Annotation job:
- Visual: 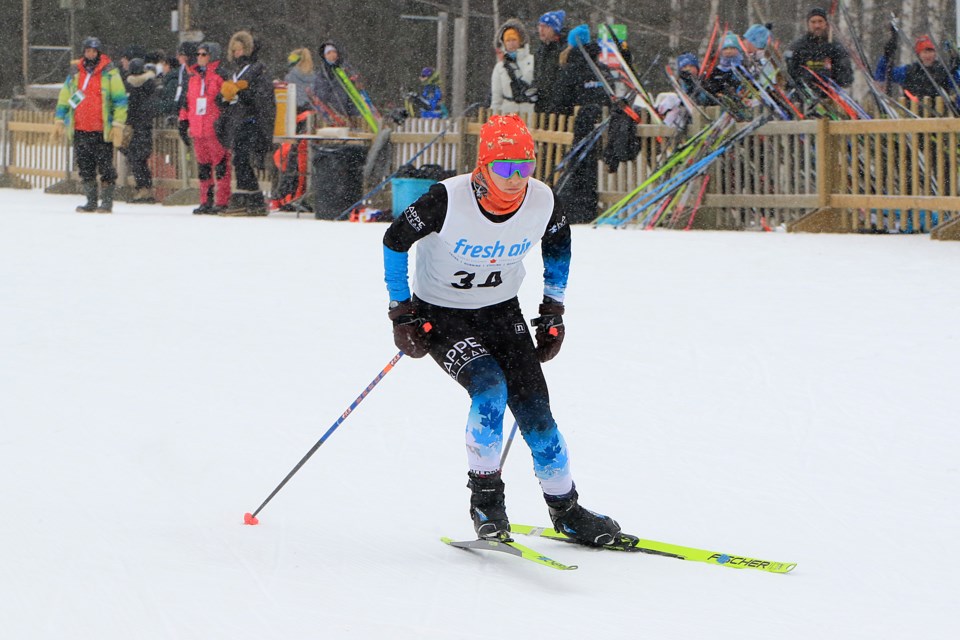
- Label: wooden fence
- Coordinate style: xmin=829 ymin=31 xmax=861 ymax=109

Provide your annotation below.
xmin=3 ymin=101 xmax=959 ymax=238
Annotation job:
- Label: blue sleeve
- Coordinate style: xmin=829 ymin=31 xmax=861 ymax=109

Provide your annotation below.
xmin=541 ymin=198 xmax=571 ymax=302
xmin=873 ymin=56 xmax=889 ymax=82
xmin=383 ymin=245 xmax=411 ymax=302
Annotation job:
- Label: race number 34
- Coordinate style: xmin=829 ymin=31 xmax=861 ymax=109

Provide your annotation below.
xmin=452 ymin=270 xmax=503 ymax=289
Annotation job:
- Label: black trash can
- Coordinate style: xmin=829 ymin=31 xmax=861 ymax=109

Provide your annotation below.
xmin=312 ymin=144 xmax=368 ymax=220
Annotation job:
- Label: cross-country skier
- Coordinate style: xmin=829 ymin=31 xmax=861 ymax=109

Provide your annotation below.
xmin=381 ymin=114 xmax=622 ymax=546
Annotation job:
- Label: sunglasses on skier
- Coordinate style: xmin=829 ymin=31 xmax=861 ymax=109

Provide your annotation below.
xmin=488 ymin=159 xmax=536 ymax=179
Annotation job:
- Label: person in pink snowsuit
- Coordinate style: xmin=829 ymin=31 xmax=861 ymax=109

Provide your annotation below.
xmin=179 ymin=42 xmax=231 ymax=214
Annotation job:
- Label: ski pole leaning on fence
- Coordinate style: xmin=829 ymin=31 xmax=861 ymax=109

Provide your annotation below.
xmin=336 ymin=102 xmax=482 ymax=220
xmin=243 ymin=351 xmax=405 ymax=525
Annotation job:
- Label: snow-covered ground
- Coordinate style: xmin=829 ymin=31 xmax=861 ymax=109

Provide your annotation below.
xmin=1 ymin=189 xmax=958 ymax=639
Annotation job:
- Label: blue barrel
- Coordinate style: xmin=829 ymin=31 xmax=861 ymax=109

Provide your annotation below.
xmin=391 ymin=178 xmax=435 ymax=217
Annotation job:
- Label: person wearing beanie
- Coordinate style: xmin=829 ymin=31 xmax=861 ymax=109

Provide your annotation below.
xmin=381 ymin=113 xmax=626 ymax=547
xmin=742 ymin=24 xmax=778 ymax=86
xmin=217 ymin=30 xmax=276 ymax=216
xmin=534 ymin=10 xmax=567 ymax=114
xmin=52 ymin=35 xmax=128 ymax=213
xmin=874 ymin=30 xmax=960 ymax=103
xmin=785 ymin=7 xmax=853 ymax=105
xmin=703 ymin=33 xmax=744 ymax=100
xmin=491 ymin=19 xmax=536 ymax=115
xmin=179 ymin=42 xmax=232 ymax=214
xmin=675 ymin=52 xmax=711 ymax=106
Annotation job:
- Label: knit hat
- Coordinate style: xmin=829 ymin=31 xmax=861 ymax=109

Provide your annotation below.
xmin=287 ymin=51 xmax=301 ymax=66
xmin=128 ymin=58 xmax=146 ymax=75
xmin=721 ymin=33 xmax=742 ymax=52
xmin=808 ymin=7 xmax=828 ymax=20
xmin=177 ymin=41 xmax=198 ymax=57
xmin=568 ymin=24 xmax=591 ymax=48
xmin=743 ymin=24 xmax=771 ymax=50
xmin=477 ymin=114 xmax=535 ymax=165
xmin=539 ymin=10 xmax=566 ymax=35
xmin=676 ymin=52 xmax=699 ymax=71
xmin=915 ymin=35 xmax=935 ymax=54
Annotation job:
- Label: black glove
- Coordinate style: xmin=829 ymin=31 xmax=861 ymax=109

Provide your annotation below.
xmin=178 ymin=119 xmax=191 ymax=147
xmin=883 ymin=27 xmax=898 ymax=60
xmin=388 ymin=300 xmax=432 ymax=358
xmin=530 ymin=298 xmax=565 ymax=363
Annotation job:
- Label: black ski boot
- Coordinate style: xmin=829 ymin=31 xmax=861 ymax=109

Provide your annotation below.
xmin=96 ymin=182 xmax=115 ymax=213
xmin=467 ymin=471 xmax=510 ymax=540
xmin=76 ymin=180 xmax=98 ymax=212
xmin=546 ymin=487 xmax=621 ymax=547
xmin=193 ymin=186 xmax=215 ymax=214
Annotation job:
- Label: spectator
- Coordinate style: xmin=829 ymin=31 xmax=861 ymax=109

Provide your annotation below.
xmin=412 ymin=67 xmax=445 ymax=118
xmin=218 ymin=30 xmax=276 ymax=216
xmin=703 ymin=33 xmax=744 ymax=100
xmin=533 ymin=10 xmax=566 ymax=115
xmin=742 ymin=23 xmax=777 ymax=86
xmin=285 ymin=47 xmax=316 ymax=129
xmin=160 ymin=42 xmax=197 ymax=125
xmin=313 ymin=41 xmax=360 ymax=121
xmin=676 ymin=52 xmax=711 ymax=106
xmin=875 ymin=31 xmax=960 ymax=102
xmin=118 ymin=45 xmax=147 ymax=78
xmin=52 ymin=36 xmax=128 ymax=213
xmin=179 ymin=42 xmax=232 ymax=214
xmin=121 ymin=57 xmax=158 ymax=203
xmin=786 ymin=7 xmax=853 ymax=101
xmin=490 ymin=19 xmax=536 ymax=115
xmin=554 ymin=24 xmax=608 ymax=222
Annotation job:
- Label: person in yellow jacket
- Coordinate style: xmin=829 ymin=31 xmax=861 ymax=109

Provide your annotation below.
xmin=53 ymin=36 xmax=129 ymax=213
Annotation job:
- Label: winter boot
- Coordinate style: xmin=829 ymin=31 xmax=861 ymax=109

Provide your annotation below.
xmin=131 ymin=187 xmax=155 ymax=203
xmin=193 ymin=185 xmax=215 ymax=214
xmin=96 ymin=182 xmax=115 ymax=213
xmin=546 ymin=487 xmax=621 ymax=547
xmin=76 ymin=180 xmax=98 ymax=212
xmin=245 ymin=191 xmax=268 ymax=216
xmin=219 ymin=192 xmax=250 ymax=216
xmin=467 ymin=471 xmax=510 ymax=540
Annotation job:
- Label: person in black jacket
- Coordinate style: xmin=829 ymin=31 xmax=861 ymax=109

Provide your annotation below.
xmin=786 ymin=7 xmax=853 ymax=104
xmin=218 ymin=30 xmax=276 ymax=216
xmin=874 ymin=31 xmax=960 ymax=104
xmin=122 ymin=57 xmax=157 ymax=203
xmin=554 ymin=25 xmax=609 ymax=223
xmin=533 ymin=10 xmax=567 ymax=115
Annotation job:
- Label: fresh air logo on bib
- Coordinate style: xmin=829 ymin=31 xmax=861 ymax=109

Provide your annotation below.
xmin=451 ymin=237 xmax=532 ymax=264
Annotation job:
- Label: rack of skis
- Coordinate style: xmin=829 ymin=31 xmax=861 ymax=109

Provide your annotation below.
xmin=572 ymin=4 xmax=960 ymax=231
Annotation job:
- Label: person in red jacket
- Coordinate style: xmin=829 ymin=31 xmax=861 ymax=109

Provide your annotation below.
xmin=179 ymin=42 xmax=231 ymax=214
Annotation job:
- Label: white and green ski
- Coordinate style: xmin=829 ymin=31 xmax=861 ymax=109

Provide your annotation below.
xmin=509 ymin=524 xmax=797 ymax=574
xmin=441 ymin=536 xmax=578 ymax=571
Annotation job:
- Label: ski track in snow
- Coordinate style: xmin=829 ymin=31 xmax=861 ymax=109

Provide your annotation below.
xmin=0 ymin=190 xmax=957 ymax=639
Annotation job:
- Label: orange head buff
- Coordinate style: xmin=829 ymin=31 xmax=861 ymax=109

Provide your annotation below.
xmin=471 ymin=114 xmax=536 ymax=215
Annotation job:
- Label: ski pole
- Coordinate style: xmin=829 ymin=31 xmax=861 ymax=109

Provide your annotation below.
xmin=243 ymin=351 xmax=405 ymax=525
xmin=499 ymin=421 xmax=520 ymax=467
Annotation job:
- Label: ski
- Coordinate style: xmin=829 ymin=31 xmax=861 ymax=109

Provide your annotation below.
xmin=509 ymin=525 xmax=797 ymax=574
xmin=440 ymin=536 xmax=578 ymax=571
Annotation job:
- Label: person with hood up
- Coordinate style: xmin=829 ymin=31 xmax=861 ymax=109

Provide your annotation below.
xmin=53 ymin=36 xmax=128 ymax=213
xmin=490 ymin=19 xmax=536 ymax=115
xmin=122 ymin=57 xmax=158 ymax=203
xmin=180 ymin=42 xmax=231 ymax=214
xmin=218 ymin=30 xmax=276 ymax=216
xmin=313 ymin=41 xmax=361 ymax=121
xmin=381 ymin=114 xmax=625 ymax=546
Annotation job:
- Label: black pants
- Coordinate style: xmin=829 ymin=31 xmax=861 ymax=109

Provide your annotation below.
xmin=414 ymin=296 xmax=572 ymax=493
xmin=74 ymin=130 xmax=117 ymax=184
xmin=231 ymin=120 xmax=261 ymax=192
xmin=124 ymin=127 xmax=153 ymax=189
